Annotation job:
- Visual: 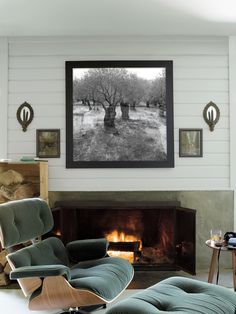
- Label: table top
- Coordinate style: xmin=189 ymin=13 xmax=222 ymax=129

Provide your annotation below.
xmin=205 ymin=239 xmax=229 ymax=251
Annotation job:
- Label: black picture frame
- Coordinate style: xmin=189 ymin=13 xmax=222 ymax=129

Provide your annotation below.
xmin=36 ymin=129 xmax=60 ymax=158
xmin=66 ymin=60 xmax=174 ymax=168
xmin=179 ymin=129 xmax=203 ymax=157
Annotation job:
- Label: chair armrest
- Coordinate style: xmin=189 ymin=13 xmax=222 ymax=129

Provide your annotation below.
xmin=10 ymin=265 xmax=71 ymax=280
xmin=66 ymin=238 xmax=109 ymax=262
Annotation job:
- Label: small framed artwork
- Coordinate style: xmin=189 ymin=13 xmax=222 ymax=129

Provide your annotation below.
xmin=36 ymin=129 xmax=60 ymax=158
xmin=179 ymin=129 xmax=203 ymax=157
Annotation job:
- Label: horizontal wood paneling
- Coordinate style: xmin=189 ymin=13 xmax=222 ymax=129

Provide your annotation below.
xmin=174 ymin=116 xmax=228 ymax=128
xmin=8 ymin=79 xmax=229 ymax=93
xmin=7 ymin=36 xmax=230 ymax=191
xmin=9 ymin=67 xmax=228 ymax=81
xmin=8 ymin=38 xmax=228 ymax=56
xmin=0 ymin=37 xmax=8 ymax=158
xmin=8 ymin=92 xmax=64 ymax=105
xmin=174 ymin=104 xmax=228 ymax=117
xmin=47 ymin=166 xmax=229 ymax=179
xmin=48 ymin=178 xmax=229 ymax=191
xmin=174 ymin=91 xmax=228 ymax=104
xmin=9 ymin=55 xmax=229 ymax=69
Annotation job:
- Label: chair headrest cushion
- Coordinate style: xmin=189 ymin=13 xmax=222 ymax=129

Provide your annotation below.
xmin=0 ymin=198 xmax=53 ymax=248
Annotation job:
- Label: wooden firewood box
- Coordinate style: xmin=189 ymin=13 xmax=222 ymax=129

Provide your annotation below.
xmin=0 ymin=161 xmax=48 ymax=286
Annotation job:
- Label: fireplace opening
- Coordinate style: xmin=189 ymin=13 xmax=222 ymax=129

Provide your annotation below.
xmin=52 ymin=201 xmax=196 ymax=274
xmin=85 ymin=208 xmax=176 ymax=267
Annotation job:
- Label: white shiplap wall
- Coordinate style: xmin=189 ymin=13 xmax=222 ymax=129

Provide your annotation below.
xmin=7 ymin=36 xmax=229 ymax=191
xmin=0 ymin=37 xmax=8 ymax=158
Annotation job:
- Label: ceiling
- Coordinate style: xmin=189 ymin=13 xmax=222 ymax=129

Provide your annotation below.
xmin=0 ymin=0 xmax=236 ymax=37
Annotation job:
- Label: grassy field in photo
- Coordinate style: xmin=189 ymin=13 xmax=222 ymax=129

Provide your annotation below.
xmin=73 ymin=106 xmax=166 ymax=161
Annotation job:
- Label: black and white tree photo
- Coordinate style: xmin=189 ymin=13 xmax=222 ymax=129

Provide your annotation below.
xmin=66 ymin=61 xmax=174 ymax=168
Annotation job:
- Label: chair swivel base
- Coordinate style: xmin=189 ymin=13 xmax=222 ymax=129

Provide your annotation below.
xmin=60 ymin=304 xmax=106 ymax=314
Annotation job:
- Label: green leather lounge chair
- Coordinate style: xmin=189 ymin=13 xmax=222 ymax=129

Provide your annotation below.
xmin=0 ymin=198 xmax=134 ymax=313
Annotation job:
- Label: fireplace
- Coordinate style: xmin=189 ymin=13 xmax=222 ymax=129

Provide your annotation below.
xmin=52 ymin=201 xmax=196 ymax=274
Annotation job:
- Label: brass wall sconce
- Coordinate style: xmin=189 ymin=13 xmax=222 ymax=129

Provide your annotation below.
xmin=16 ymin=102 xmax=34 ymax=132
xmin=203 ymin=101 xmax=220 ymax=132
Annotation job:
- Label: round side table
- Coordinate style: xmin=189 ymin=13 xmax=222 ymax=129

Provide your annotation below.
xmin=205 ymin=239 xmax=236 ymax=290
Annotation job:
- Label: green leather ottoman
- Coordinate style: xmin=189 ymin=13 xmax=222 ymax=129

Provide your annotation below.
xmin=106 ymin=276 xmax=236 ymax=314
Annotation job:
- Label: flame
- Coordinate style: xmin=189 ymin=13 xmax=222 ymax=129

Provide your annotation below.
xmin=54 ymin=230 xmax=61 ymax=236
xmin=106 ymin=230 xmax=140 ymax=243
xmin=106 ymin=229 xmax=142 ymax=263
xmin=107 ymin=251 xmax=134 ymax=263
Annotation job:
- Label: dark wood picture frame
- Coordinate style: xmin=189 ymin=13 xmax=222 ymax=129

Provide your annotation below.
xmin=66 ymin=60 xmax=174 ymax=168
xmin=36 ymin=129 xmax=60 ymax=158
xmin=179 ymin=129 xmax=203 ymax=157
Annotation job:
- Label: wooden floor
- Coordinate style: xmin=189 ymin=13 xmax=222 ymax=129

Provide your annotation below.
xmin=0 ymin=270 xmax=234 ymax=314
xmin=0 ymin=269 xmax=234 ymax=290
xmin=128 ymin=269 xmax=235 ymax=289
xmin=128 ymin=270 xmax=189 ymax=289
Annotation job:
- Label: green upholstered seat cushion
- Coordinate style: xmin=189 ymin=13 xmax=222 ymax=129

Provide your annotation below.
xmin=66 ymin=238 xmax=109 ymax=262
xmin=69 ymin=257 xmax=134 ymax=301
xmin=106 ymin=276 xmax=236 ymax=314
xmin=0 ymin=198 xmax=53 ymax=248
xmin=9 ymin=238 xmax=134 ymax=303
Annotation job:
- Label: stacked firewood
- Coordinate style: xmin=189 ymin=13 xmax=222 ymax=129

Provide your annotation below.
xmin=0 ymin=250 xmax=11 ymax=286
xmin=0 ymin=169 xmax=37 ymax=203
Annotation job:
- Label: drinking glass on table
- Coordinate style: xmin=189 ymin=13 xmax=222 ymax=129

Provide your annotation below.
xmin=210 ymin=229 xmax=223 ymax=246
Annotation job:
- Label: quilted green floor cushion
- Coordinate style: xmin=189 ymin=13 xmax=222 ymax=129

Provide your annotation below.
xmin=106 ymin=276 xmax=236 ymax=314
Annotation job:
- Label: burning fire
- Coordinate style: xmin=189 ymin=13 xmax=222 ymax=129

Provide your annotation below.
xmin=107 ymin=251 xmax=134 ymax=262
xmin=106 ymin=230 xmax=139 ymax=243
xmin=106 ymin=230 xmax=142 ymax=263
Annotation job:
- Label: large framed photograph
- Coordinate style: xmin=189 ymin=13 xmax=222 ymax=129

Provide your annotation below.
xmin=179 ymin=129 xmax=203 ymax=157
xmin=36 ymin=129 xmax=60 ymax=158
xmin=66 ymin=60 xmax=174 ymax=168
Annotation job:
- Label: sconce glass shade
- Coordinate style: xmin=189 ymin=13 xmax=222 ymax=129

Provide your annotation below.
xmin=203 ymin=101 xmax=220 ymax=132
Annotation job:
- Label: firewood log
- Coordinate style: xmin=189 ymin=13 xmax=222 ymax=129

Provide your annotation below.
xmin=0 ymin=272 xmax=10 ymax=286
xmin=0 ymin=250 xmax=7 ymax=268
xmin=4 ymin=263 xmax=11 ymax=275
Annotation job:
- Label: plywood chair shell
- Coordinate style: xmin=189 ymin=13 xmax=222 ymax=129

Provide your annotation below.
xmin=29 ymin=275 xmax=108 ymax=311
xmin=7 ymin=257 xmax=42 ymax=297
xmin=18 ymin=277 xmax=42 ymax=297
